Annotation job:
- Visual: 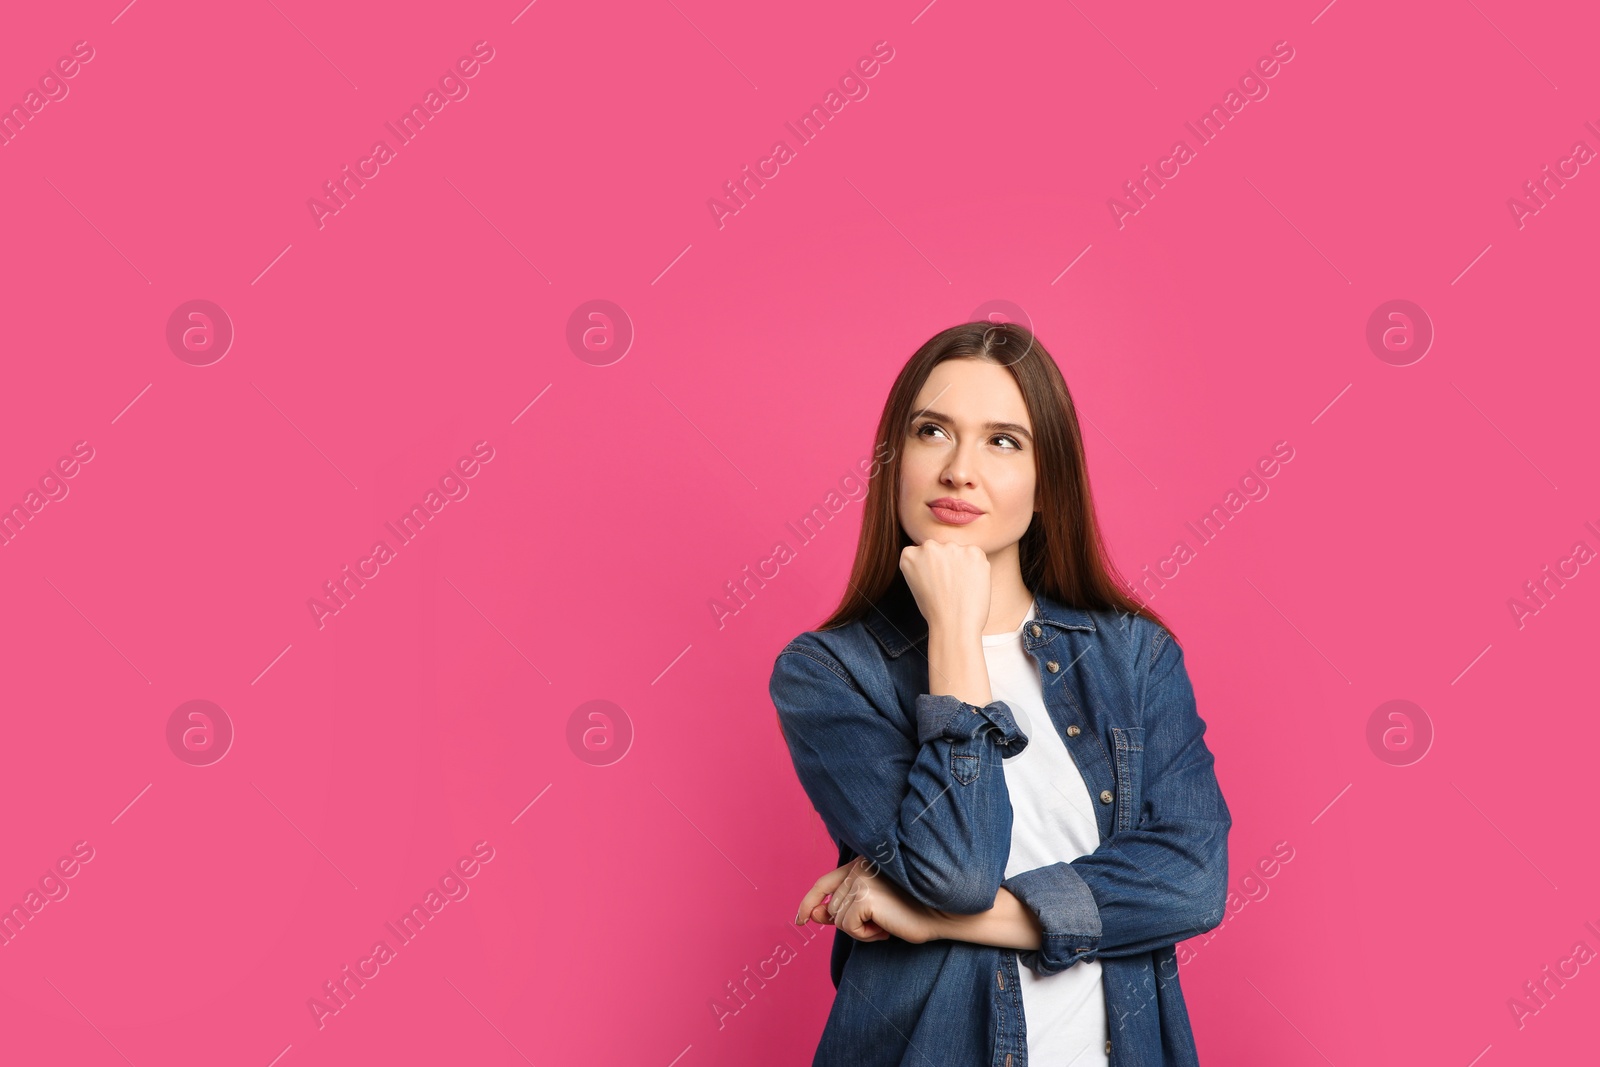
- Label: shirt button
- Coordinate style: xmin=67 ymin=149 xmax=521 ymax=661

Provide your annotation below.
xmin=1029 ymin=624 xmax=1041 ymax=637
xmin=1046 ymin=661 xmax=1060 ymax=673
xmin=1005 ymin=1055 xmax=1013 ymax=1067
xmin=1106 ymin=1040 xmax=1113 ymax=1054
xmin=1100 ymin=790 xmax=1114 ymax=804
xmin=996 ymin=968 xmax=1005 ymax=990
xmin=1066 ymin=725 xmax=1080 ymax=737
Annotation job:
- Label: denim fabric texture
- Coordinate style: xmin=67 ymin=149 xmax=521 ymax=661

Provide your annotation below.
xmin=770 ymin=575 xmax=1231 ymax=1066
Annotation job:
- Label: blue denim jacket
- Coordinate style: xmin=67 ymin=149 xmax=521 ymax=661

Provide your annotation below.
xmin=770 ymin=577 xmax=1231 ymax=1066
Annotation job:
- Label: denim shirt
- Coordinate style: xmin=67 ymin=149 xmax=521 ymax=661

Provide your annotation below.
xmin=769 ymin=577 xmax=1231 ymax=1066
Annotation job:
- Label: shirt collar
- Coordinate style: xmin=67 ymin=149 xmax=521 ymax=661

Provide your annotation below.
xmin=862 ymin=574 xmax=1097 ymax=659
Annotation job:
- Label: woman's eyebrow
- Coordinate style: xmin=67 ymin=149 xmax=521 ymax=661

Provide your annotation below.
xmin=914 ymin=409 xmax=1033 ymax=441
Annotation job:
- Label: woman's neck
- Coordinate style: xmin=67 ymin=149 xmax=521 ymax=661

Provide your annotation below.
xmin=982 ymin=554 xmax=1034 ymax=636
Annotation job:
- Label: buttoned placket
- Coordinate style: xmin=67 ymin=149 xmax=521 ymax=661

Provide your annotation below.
xmin=988 ymin=627 xmax=1030 ymax=1067
xmin=990 ymin=622 xmax=1121 ymax=1066
xmin=993 ymin=948 xmax=1026 ymax=1067
xmin=1020 ymin=623 xmax=1116 ymax=844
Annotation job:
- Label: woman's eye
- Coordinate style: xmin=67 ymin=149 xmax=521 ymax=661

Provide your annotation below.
xmin=915 ymin=424 xmax=1021 ymax=450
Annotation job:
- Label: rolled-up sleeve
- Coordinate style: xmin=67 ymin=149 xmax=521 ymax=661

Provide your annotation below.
xmin=772 ymin=638 xmax=1029 ymax=915
xmin=1002 ymin=623 xmax=1231 ymax=976
xmin=915 ymin=692 xmax=1029 ymax=754
xmin=1001 ymin=861 xmax=1103 ymax=974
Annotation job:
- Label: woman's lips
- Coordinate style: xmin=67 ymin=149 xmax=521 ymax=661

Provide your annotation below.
xmin=928 ymin=502 xmax=983 ymax=526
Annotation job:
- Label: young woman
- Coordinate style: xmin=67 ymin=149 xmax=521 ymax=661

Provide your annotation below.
xmin=769 ymin=321 xmax=1231 ymax=1067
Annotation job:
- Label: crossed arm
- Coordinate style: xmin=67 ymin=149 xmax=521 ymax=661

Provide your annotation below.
xmin=794 ymin=861 xmax=1047 ymax=950
xmin=771 ymin=623 xmax=1230 ymax=975
xmin=928 ymin=886 xmax=1043 ymax=948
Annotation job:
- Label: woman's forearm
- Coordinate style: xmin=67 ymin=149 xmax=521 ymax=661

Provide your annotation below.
xmin=925 ymin=887 xmax=1042 ymax=950
xmin=922 ymin=626 xmax=1029 ymax=947
xmin=926 ymin=626 xmax=993 ymax=707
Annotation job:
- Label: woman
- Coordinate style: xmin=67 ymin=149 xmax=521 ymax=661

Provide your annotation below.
xmin=769 ymin=321 xmax=1231 ymax=1067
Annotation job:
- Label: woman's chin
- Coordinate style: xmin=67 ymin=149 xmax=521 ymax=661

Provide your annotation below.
xmin=911 ymin=525 xmax=978 ymax=547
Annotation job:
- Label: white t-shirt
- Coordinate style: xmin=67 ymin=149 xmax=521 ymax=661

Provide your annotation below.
xmin=984 ymin=600 xmax=1109 ymax=1066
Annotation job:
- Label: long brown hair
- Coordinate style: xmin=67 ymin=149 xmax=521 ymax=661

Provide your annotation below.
xmin=817 ymin=320 xmax=1172 ymax=640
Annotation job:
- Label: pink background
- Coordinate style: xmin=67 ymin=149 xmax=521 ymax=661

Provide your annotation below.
xmin=2 ymin=1 xmax=1597 ymax=1064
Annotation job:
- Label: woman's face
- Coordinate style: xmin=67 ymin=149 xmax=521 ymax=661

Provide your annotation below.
xmin=897 ymin=357 xmax=1037 ymax=551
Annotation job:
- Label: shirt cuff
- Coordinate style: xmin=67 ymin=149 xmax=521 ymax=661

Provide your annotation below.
xmin=914 ymin=694 xmax=1030 ymax=755
xmin=1002 ymin=861 xmax=1103 ymax=975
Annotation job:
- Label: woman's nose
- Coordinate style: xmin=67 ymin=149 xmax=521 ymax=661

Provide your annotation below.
xmin=943 ymin=451 xmax=977 ymax=485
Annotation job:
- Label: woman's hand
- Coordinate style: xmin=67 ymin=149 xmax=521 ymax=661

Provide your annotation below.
xmin=900 ymin=539 xmax=992 ymax=640
xmin=794 ymin=858 xmax=941 ymax=945
xmin=903 ymin=539 xmax=996 ymax=705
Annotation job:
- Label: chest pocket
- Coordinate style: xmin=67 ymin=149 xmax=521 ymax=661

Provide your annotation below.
xmin=1111 ymin=726 xmax=1146 ymax=832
